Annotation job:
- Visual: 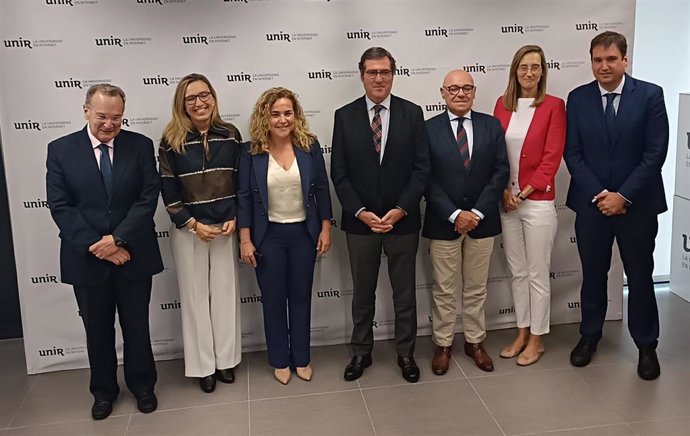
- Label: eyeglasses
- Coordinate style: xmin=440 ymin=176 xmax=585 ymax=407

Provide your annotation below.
xmin=518 ymin=64 xmax=542 ymax=74
xmin=184 ymin=91 xmax=212 ymax=105
xmin=442 ymin=85 xmax=475 ymax=96
xmin=364 ymin=69 xmax=393 ymax=80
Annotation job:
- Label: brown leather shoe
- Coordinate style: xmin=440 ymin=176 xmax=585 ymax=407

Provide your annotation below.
xmin=431 ymin=346 xmax=452 ymax=375
xmin=464 ymin=341 xmax=494 ymax=372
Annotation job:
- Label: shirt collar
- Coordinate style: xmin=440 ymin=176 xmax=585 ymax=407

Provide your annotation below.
xmin=447 ymin=109 xmax=472 ymax=122
xmin=185 ymin=124 xmax=230 ymax=141
xmin=598 ymin=74 xmax=625 ymax=96
xmin=86 ymin=125 xmax=115 ymax=149
xmin=365 ymin=94 xmax=391 ymax=112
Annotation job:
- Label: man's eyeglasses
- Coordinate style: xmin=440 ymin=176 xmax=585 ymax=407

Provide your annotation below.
xmin=518 ymin=64 xmax=542 ymax=74
xmin=364 ymin=70 xmax=393 ymax=80
xmin=442 ymin=85 xmax=475 ymax=96
xmin=184 ymin=91 xmax=212 ymax=105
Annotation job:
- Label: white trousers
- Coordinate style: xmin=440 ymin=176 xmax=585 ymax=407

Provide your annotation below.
xmin=171 ymin=227 xmax=242 ymax=377
xmin=500 ymin=199 xmax=558 ymax=335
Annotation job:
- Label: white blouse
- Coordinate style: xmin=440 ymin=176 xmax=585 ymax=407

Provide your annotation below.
xmin=267 ymin=154 xmax=306 ymax=223
xmin=504 ymin=98 xmax=536 ymax=195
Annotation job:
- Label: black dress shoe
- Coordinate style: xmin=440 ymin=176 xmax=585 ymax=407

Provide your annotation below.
xmin=216 ymin=368 xmax=235 ymax=384
xmin=91 ymin=399 xmax=113 ymax=420
xmin=397 ymin=356 xmax=420 ymax=383
xmin=570 ymin=338 xmax=598 ymax=367
xmin=344 ymin=355 xmax=372 ymax=381
xmin=136 ymin=392 xmax=157 ymax=414
xmin=199 ymin=375 xmax=216 ymax=393
xmin=638 ymin=349 xmax=661 ymax=380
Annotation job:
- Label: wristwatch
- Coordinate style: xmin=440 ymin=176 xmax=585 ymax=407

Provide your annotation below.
xmin=517 ymin=192 xmax=526 ymax=200
xmin=113 ymin=235 xmax=126 ymax=247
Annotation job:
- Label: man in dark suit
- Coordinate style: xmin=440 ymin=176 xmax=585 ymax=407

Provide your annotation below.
xmin=331 ymin=47 xmax=430 ymax=383
xmin=46 ymin=84 xmax=163 ymax=418
xmin=564 ymin=31 xmax=668 ymax=380
xmin=423 ymin=70 xmax=509 ymax=375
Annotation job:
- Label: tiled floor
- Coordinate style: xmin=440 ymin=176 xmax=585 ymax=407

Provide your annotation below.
xmin=1 ymin=286 xmax=689 ymax=436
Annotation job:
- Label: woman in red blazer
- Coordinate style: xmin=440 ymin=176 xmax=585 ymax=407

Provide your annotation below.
xmin=493 ymin=45 xmax=566 ymax=366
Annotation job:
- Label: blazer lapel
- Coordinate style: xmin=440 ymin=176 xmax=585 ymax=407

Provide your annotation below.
xmin=439 ymin=112 xmax=466 ymax=172
xmin=610 ymin=75 xmax=636 ymax=147
xmin=381 ymin=96 xmax=401 ymax=166
xmin=467 ymin=111 xmax=482 ymax=175
xmin=253 ymin=153 xmax=269 ymax=208
xmin=110 ymin=135 xmax=131 ymax=205
xmin=77 ymin=128 xmax=108 ymax=200
xmin=356 ymin=98 xmax=381 ymax=165
xmin=295 ymin=147 xmax=311 ymax=206
xmin=586 ymin=81 xmax=611 ymax=147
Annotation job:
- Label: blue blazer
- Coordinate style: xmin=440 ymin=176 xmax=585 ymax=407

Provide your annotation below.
xmin=46 ymin=127 xmax=164 ymax=286
xmin=237 ymin=140 xmax=333 ymax=249
xmin=422 ymin=110 xmax=509 ymax=240
xmin=564 ymin=74 xmax=669 ymax=217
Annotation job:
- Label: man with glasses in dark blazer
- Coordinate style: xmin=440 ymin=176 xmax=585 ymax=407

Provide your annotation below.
xmin=331 ymin=47 xmax=430 ymax=383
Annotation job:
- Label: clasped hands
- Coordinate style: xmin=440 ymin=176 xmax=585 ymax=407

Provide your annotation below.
xmin=89 ymin=235 xmax=129 ymax=266
xmin=359 ymin=209 xmax=404 ymax=234
xmin=454 ymin=210 xmax=480 ymax=233
xmin=595 ymin=192 xmax=627 ymax=216
xmin=189 ymin=219 xmax=237 ymax=242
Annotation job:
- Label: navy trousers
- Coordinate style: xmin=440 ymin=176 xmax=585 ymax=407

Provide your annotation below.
xmin=255 ymin=222 xmax=317 ymax=368
xmin=574 ymin=213 xmax=659 ymax=347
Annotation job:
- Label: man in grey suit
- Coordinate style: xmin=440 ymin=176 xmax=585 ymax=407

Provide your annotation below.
xmin=331 ymin=47 xmax=430 ymax=383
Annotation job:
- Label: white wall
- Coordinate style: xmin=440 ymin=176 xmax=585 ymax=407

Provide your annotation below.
xmin=633 ymin=0 xmax=690 ymax=280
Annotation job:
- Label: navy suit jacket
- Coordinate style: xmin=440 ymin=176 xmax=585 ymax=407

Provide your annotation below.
xmin=46 ymin=127 xmax=164 ymax=286
xmin=330 ymin=95 xmax=430 ymax=235
xmin=564 ymin=74 xmax=669 ymax=218
xmin=237 ymin=140 xmax=333 ymax=249
xmin=422 ymin=110 xmax=509 ymax=240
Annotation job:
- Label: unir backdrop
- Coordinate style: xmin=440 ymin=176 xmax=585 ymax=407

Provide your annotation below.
xmin=0 ymin=0 xmax=633 ymax=374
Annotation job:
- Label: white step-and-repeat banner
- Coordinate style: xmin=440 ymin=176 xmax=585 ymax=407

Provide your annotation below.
xmin=0 ymin=0 xmax=632 ymax=374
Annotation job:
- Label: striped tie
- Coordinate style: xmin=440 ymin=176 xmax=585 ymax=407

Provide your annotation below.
xmin=371 ymin=104 xmax=383 ymax=154
xmin=456 ymin=118 xmax=470 ymax=170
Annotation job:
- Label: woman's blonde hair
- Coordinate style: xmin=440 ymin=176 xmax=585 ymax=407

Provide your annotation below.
xmin=502 ymin=45 xmax=548 ymax=111
xmin=248 ymin=87 xmax=315 ymax=154
xmin=162 ymin=73 xmax=233 ymax=153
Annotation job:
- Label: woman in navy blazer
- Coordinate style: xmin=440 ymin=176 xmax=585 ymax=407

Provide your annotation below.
xmin=493 ymin=45 xmax=566 ymax=366
xmin=238 ymin=87 xmax=332 ymax=384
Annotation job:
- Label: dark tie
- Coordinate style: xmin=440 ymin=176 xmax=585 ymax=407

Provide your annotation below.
xmin=456 ymin=117 xmax=470 ymax=170
xmin=98 ymin=143 xmax=112 ymax=198
xmin=371 ymin=104 xmax=383 ymax=155
xmin=604 ymin=92 xmax=617 ymax=136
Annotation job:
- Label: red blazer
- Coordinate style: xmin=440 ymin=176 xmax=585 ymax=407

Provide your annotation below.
xmin=493 ymin=94 xmax=566 ymax=201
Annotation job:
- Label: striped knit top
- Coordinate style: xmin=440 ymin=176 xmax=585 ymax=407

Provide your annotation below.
xmin=159 ymin=124 xmax=242 ymax=228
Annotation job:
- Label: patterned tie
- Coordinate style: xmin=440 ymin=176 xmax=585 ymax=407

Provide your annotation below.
xmin=604 ymin=92 xmax=617 ymax=138
xmin=98 ymin=143 xmax=112 ymax=198
xmin=371 ymin=104 xmax=383 ymax=154
xmin=456 ymin=117 xmax=470 ymax=170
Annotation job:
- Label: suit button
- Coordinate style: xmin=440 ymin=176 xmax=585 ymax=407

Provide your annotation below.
xmin=257 ymin=199 xmax=261 ymax=203
xmin=521 ymin=154 xmax=527 ymax=158
xmin=107 ymin=210 xmax=112 ymax=214
xmin=462 ymin=197 xmax=468 ymax=202
xmin=260 ymin=212 xmax=265 ymax=216
xmin=253 ymin=188 xmax=259 ymax=193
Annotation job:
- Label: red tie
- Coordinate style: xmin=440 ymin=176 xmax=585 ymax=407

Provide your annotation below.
xmin=457 ymin=117 xmax=470 ymax=170
xmin=371 ymin=104 xmax=383 ymax=154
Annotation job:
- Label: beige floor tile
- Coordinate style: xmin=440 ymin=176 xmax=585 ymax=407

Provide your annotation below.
xmin=363 ymin=380 xmax=502 ymax=436
xmin=2 ymin=416 xmax=128 ymax=436
xmin=472 ymin=368 xmax=624 ymax=435
xmin=250 ymin=390 xmax=372 ymax=436
xmin=127 ymin=403 xmax=248 ymax=436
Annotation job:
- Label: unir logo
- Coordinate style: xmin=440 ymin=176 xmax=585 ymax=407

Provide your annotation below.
xmin=501 ymin=24 xmax=524 ymax=34
xmin=38 ymin=346 xmax=65 ymax=357
xmin=3 ymin=37 xmax=32 ymax=49
xmin=14 ymin=120 xmax=41 ymax=131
